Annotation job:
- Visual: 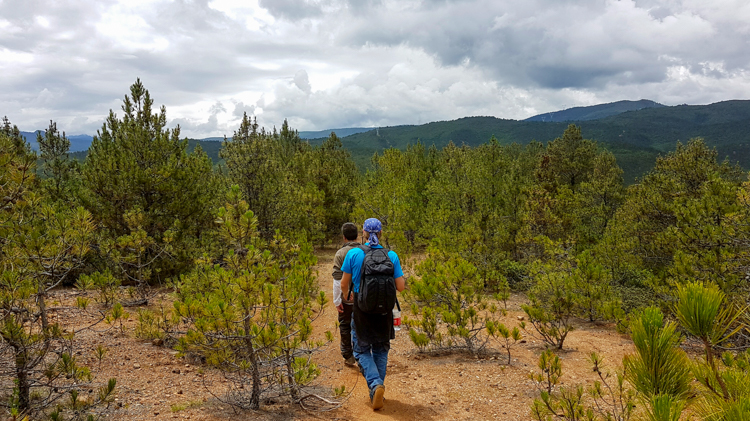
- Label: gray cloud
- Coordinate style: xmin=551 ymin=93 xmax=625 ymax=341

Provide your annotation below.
xmin=293 ymin=70 xmax=312 ymax=94
xmin=171 ymin=100 xmax=226 ymax=137
xmin=258 ymin=0 xmax=322 ymax=21
xmin=233 ymin=101 xmax=257 ymax=118
xmin=331 ymin=0 xmax=744 ymax=90
xmin=1 ymin=0 xmax=749 ymax=137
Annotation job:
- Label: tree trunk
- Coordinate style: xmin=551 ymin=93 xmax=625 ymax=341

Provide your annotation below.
xmin=705 ymin=339 xmax=729 ymax=399
xmin=15 ymin=347 xmax=30 ymax=414
xmin=284 ymin=347 xmax=299 ymax=401
xmin=506 ymin=344 xmax=512 ymax=365
xmin=243 ymin=318 xmax=261 ymax=410
xmin=37 ymin=287 xmax=49 ymax=331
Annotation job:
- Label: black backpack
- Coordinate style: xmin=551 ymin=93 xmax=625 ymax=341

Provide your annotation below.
xmin=350 ymin=245 xmax=397 ymax=314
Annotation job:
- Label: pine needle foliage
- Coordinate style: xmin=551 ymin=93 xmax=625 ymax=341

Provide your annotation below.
xmin=0 ymin=126 xmax=114 ymax=419
xmin=599 ymin=139 xmax=746 ymax=295
xmin=572 ymin=251 xmax=622 ymax=323
xmin=674 ymin=282 xmax=743 ymax=370
xmin=691 ymin=361 xmax=750 ymax=421
xmin=673 ymin=281 xmax=750 ymax=420
xmin=36 ymin=120 xmax=79 ymax=205
xmin=623 ymin=307 xmax=692 ymax=419
xmin=81 ymin=79 xmax=219 ymax=283
xmin=486 ymin=320 xmax=523 ymax=364
xmin=529 ymin=350 xmax=635 ymax=421
xmin=174 ymin=186 xmax=328 ymax=409
xmin=641 ymin=394 xmax=685 ymax=421
xmin=404 ymin=250 xmax=499 ymax=353
xmin=353 ymin=142 xmax=437 ymax=251
xmin=221 ymin=115 xmax=358 ymax=244
xmin=522 ymin=255 xmax=579 ymax=350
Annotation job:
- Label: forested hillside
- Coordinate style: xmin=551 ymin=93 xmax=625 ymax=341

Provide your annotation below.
xmin=314 ymin=100 xmax=750 ymax=183
xmin=524 ymin=99 xmax=664 ymax=122
xmin=3 ymin=80 xmax=750 ymax=420
xmin=298 ymin=127 xmax=372 ymax=139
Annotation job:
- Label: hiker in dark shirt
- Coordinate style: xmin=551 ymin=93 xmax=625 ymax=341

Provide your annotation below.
xmin=331 ymin=222 xmax=360 ymax=367
xmin=341 ymin=218 xmax=405 ymax=411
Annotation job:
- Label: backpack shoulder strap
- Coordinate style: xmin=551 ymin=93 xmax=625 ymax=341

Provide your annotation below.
xmin=348 ymin=245 xmax=370 ymax=300
xmin=358 ymin=244 xmax=371 ymax=276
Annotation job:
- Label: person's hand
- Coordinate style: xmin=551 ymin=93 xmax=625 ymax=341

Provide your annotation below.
xmin=336 ymin=304 xmax=344 ymax=313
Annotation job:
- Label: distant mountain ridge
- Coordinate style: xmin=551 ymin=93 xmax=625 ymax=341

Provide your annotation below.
xmin=13 ymin=99 xmax=673 ymax=150
xmin=19 ymin=128 xmax=374 ymax=150
xmin=298 ymin=127 xmax=373 ymax=139
xmin=524 ymin=99 xmax=665 ymax=122
xmin=313 ymin=100 xmax=750 ymax=184
xmin=20 ymin=131 xmax=94 ymax=152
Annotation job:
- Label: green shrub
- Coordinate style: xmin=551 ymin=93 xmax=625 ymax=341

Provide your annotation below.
xmin=623 ymin=307 xmax=692 ymax=419
xmin=76 ymin=271 xmax=120 ymax=307
xmin=529 ymin=350 xmax=635 ymax=421
xmin=522 ymin=267 xmax=578 ymax=350
xmin=173 ymin=186 xmax=329 ymax=409
xmin=572 ymin=251 xmax=622 ymax=322
xmin=486 ymin=321 xmax=522 ymax=364
xmin=405 ymin=251 xmax=499 ymax=353
xmin=134 ymin=306 xmax=180 ymax=346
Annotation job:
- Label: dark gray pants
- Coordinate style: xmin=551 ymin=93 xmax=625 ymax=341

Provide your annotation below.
xmin=338 ymin=303 xmax=354 ymax=359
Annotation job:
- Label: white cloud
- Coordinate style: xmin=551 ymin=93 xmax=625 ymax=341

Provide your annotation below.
xmin=0 ymin=0 xmax=749 ymax=137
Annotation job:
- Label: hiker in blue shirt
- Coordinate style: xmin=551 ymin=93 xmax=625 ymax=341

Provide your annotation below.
xmin=341 ymin=218 xmax=405 ymax=411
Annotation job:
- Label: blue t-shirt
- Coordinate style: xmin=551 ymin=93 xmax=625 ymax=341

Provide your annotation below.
xmin=342 ymin=243 xmax=404 ymax=293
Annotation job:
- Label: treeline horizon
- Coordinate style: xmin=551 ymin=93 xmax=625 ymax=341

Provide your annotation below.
xmin=25 ymin=97 xmax=750 ymax=187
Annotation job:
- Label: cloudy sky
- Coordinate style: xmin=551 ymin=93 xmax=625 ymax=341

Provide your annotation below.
xmin=2 ymin=0 xmax=750 ymax=138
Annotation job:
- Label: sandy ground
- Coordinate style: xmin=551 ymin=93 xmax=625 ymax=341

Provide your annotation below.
xmin=38 ymin=247 xmax=635 ymax=421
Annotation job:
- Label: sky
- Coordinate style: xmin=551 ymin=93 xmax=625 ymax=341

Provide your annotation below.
xmin=1 ymin=0 xmax=750 ymax=138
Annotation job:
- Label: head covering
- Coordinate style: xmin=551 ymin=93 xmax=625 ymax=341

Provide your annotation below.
xmin=363 ymin=218 xmax=382 ymax=246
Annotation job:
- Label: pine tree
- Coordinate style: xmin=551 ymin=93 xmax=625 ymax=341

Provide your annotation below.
xmin=536 ymin=124 xmax=598 ymax=191
xmin=623 ymin=307 xmax=692 ymax=420
xmin=221 ymin=115 xmax=307 ymax=240
xmin=522 ymin=261 xmax=578 ymax=350
xmin=601 ymin=139 xmax=746 ymax=293
xmin=406 ymin=250 xmax=499 ymax=352
xmin=521 ymin=125 xmax=624 ymax=254
xmin=37 ymin=120 xmax=79 ymax=204
xmin=309 ymin=132 xmax=359 ymax=239
xmin=81 ymin=79 xmax=218 ymax=282
xmin=572 ymin=251 xmax=622 ymax=323
xmin=353 ymin=142 xmax=437 ymax=250
xmin=0 ymin=127 xmax=115 ymax=418
xmin=174 ymin=186 xmax=327 ymax=409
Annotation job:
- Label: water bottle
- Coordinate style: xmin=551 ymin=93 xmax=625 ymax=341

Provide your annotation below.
xmin=393 ymin=306 xmax=401 ymax=331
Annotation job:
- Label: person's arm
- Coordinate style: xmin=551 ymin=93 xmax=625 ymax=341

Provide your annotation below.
xmin=390 ymin=251 xmax=406 ymax=292
xmin=395 ymin=276 xmax=405 ymax=292
xmin=341 ymin=272 xmax=352 ymax=302
xmin=332 ymin=248 xmax=347 ymax=311
xmin=332 ymin=278 xmax=343 ymax=310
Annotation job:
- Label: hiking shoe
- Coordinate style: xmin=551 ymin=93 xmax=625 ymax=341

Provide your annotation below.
xmin=371 ymin=385 xmax=385 ymax=410
xmin=344 ymin=356 xmax=357 ymax=367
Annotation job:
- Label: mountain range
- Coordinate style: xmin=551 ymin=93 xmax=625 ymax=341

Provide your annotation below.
xmin=20 ymin=128 xmax=370 ymax=151
xmin=21 ymin=131 xmax=94 ymax=152
xmin=22 ymin=99 xmax=750 ymax=183
xmin=523 ymin=99 xmax=665 ymax=122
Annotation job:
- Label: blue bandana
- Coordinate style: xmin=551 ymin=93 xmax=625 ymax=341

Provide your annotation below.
xmin=363 ymin=218 xmax=382 ymax=246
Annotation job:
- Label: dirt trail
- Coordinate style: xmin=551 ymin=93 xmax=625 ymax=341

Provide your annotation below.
xmin=48 ymin=247 xmax=634 ymax=420
xmin=301 ymin=248 xmax=634 ymax=421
